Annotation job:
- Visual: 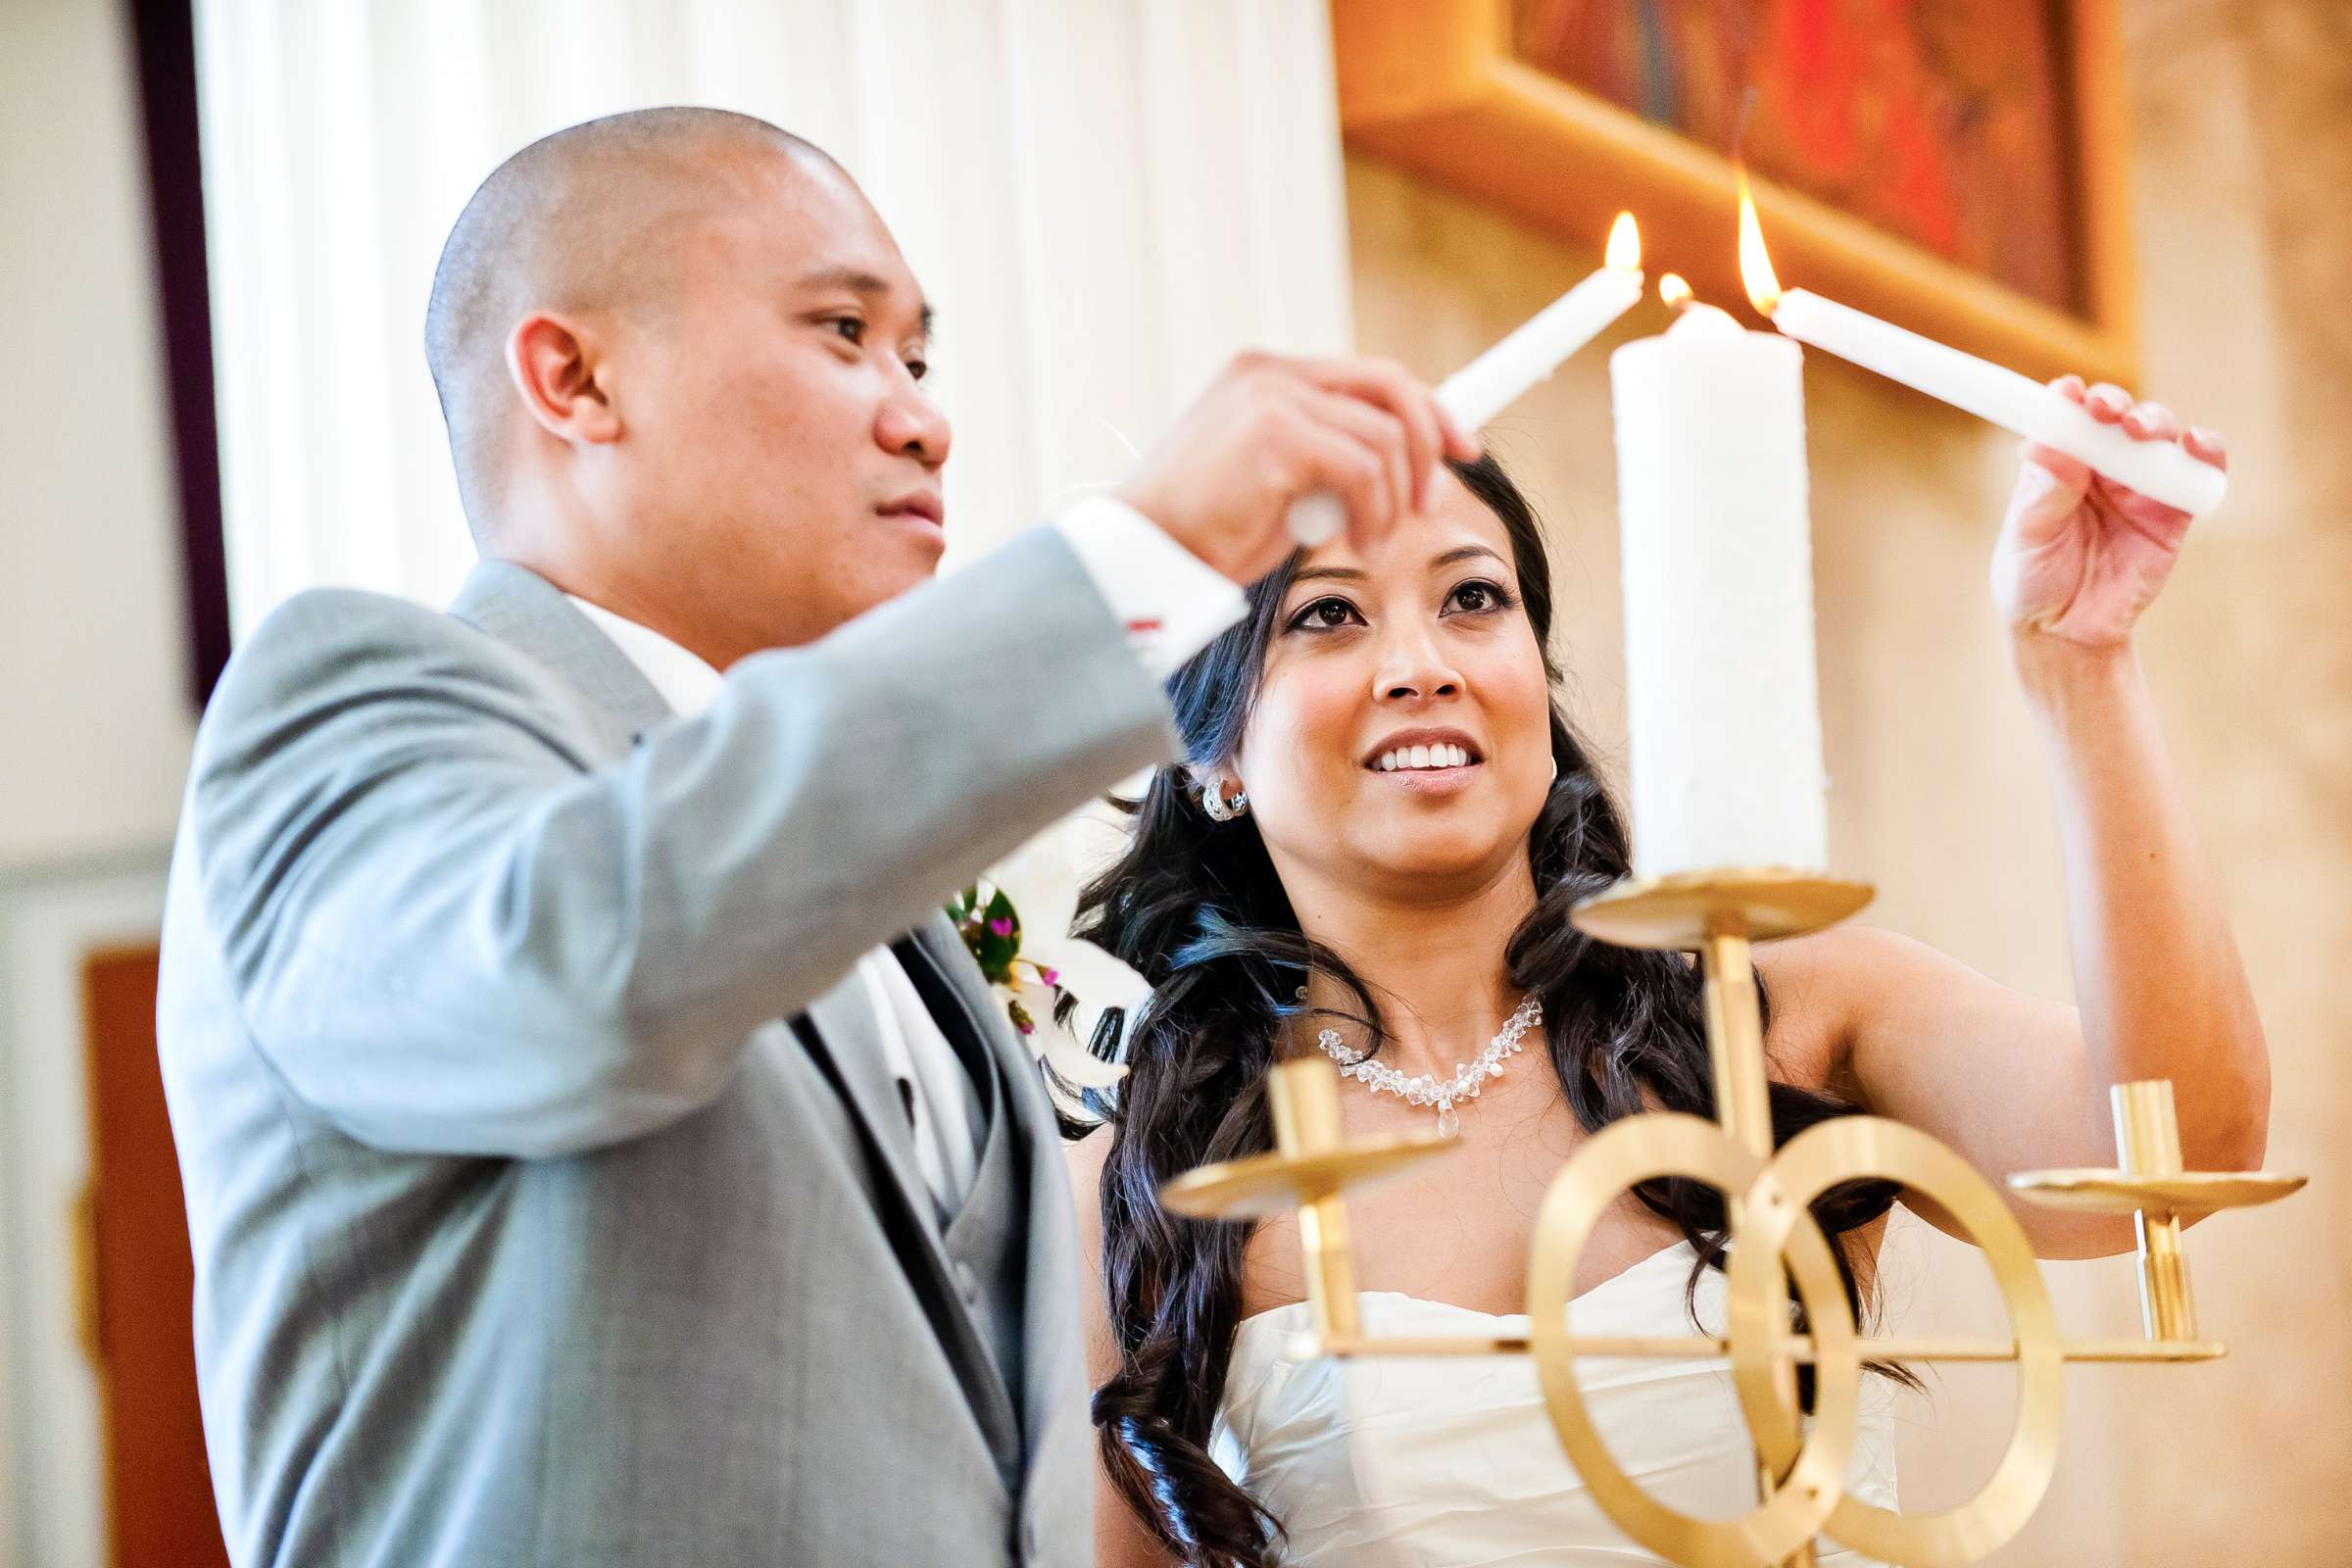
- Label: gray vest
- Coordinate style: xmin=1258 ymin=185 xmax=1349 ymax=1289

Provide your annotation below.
xmin=890 ymin=935 xmax=1033 ymax=1480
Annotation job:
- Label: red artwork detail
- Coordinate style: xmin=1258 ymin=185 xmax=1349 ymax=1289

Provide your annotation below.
xmin=1513 ymin=0 xmax=2081 ymax=314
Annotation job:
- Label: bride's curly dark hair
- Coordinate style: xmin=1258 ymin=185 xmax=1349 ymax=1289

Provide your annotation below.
xmin=1066 ymin=455 xmax=1901 ymax=1567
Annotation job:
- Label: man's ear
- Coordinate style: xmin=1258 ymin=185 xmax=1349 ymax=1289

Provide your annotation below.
xmin=506 ymin=311 xmax=621 ymax=446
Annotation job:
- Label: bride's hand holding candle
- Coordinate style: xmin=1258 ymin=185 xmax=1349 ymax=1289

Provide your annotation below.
xmin=1993 ymin=376 xmax=2228 ymax=651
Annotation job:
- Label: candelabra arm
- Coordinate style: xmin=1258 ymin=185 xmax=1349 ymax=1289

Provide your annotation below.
xmin=1697 ymin=924 xmax=1814 ymax=1568
xmin=2111 ymin=1081 xmax=2196 ymax=1342
xmin=1269 ymin=1059 xmax=1363 ymax=1341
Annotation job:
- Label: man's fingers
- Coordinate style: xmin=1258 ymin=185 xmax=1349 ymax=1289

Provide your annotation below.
xmin=1437 ymin=403 xmax=1483 ymax=465
xmin=1276 ymin=407 xmax=1395 ymax=549
xmin=1299 ymin=386 xmax=1415 ymax=528
xmin=1288 ymin=356 xmax=1451 ymax=509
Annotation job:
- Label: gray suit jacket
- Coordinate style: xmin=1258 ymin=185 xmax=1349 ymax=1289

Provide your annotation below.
xmin=156 ymin=529 xmax=1175 ymax=1567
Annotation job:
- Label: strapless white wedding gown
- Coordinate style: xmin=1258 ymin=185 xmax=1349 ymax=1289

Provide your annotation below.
xmin=1210 ymin=1241 xmax=1897 ymax=1566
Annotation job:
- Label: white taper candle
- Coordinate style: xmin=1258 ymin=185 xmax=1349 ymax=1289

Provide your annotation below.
xmin=1769 ymin=289 xmax=2228 ymax=517
xmin=1433 ymin=265 xmax=1648 ymax=432
xmin=1610 ymin=305 xmax=1829 ymax=876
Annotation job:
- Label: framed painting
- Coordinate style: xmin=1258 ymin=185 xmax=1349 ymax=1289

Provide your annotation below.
xmin=1332 ymin=0 xmax=2139 ymax=386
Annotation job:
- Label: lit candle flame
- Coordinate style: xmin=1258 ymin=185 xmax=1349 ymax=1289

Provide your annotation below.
xmin=1605 ymin=211 xmax=1641 ymax=272
xmin=1659 ymin=272 xmax=1693 ymax=310
xmin=1737 ymin=172 xmax=1782 ymax=316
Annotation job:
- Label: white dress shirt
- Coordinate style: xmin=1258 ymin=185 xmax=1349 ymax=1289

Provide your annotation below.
xmin=564 ymin=499 xmax=1245 ymax=1209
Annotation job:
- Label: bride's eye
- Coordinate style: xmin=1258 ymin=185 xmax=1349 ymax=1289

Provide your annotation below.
xmin=1286 ymin=596 xmax=1363 ymax=633
xmin=1445 ymin=578 xmax=1517 ymax=616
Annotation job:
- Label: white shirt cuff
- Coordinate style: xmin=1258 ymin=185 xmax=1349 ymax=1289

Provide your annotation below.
xmin=1054 ymin=495 xmax=1250 ymax=680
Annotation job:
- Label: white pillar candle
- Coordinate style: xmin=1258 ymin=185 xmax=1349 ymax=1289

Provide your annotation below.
xmin=1288 ymin=216 xmax=1643 ymax=546
xmin=1610 ymin=304 xmax=1829 ymax=877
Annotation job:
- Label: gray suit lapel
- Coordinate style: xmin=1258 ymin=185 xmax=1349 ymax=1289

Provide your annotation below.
xmin=904 ymin=915 xmax=1024 ymax=1074
xmin=800 ymin=978 xmax=929 ymax=1208
xmin=903 ymin=917 xmax=1084 ymax=1464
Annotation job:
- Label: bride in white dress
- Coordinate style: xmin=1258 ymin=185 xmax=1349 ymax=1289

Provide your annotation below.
xmin=1066 ymin=395 xmax=2264 ymax=1567
xmin=1211 ymin=1241 xmax=1899 ymax=1566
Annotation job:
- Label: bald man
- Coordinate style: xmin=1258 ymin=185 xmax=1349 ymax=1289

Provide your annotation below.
xmin=157 ymin=108 xmax=1473 ymax=1568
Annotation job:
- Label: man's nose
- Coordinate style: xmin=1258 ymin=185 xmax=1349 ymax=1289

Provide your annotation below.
xmin=877 ymin=380 xmax=951 ymax=468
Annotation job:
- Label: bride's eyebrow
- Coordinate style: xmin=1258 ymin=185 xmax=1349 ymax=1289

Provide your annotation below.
xmin=1288 ymin=544 xmax=1505 ymax=599
xmin=1431 ymin=545 xmax=1506 ymax=571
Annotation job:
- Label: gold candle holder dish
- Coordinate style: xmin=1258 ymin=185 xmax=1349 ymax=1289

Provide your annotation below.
xmin=2007 ymin=1170 xmax=2306 ymax=1217
xmin=1568 ymin=867 xmax=1876 ymax=950
xmin=1156 ymin=1133 xmax=1460 ymax=1222
xmin=2011 ymin=1079 xmax=2302 ymax=1345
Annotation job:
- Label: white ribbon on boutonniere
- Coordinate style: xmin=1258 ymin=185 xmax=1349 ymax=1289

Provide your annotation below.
xmin=949 ymin=813 xmax=1149 ymax=1115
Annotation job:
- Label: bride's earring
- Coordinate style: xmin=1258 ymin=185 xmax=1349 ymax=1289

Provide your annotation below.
xmin=1200 ymin=777 xmax=1250 ymax=822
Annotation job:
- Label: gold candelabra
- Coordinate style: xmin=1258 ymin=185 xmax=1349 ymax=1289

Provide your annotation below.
xmin=1158 ymin=869 xmax=2305 ymax=1567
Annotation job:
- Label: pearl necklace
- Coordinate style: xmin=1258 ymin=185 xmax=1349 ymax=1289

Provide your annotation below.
xmin=1315 ymin=994 xmax=1544 ymax=1136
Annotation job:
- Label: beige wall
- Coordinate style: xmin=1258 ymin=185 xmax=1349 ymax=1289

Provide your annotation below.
xmin=1346 ymin=0 xmax=2350 ymax=1560
xmin=1 ymin=6 xmax=191 ymax=1564
xmin=0 ymin=0 xmax=195 ymax=872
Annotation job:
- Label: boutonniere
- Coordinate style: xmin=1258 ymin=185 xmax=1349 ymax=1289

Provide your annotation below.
xmin=947 ymin=831 xmax=1145 ymax=1115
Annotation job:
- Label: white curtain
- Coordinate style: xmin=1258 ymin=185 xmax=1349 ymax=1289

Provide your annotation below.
xmin=194 ymin=0 xmax=1356 ymax=631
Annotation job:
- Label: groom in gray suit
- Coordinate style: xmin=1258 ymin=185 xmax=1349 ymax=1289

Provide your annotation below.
xmin=157 ymin=107 xmax=1471 ymax=1568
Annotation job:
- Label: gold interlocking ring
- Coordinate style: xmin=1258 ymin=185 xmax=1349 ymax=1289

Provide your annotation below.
xmin=1733 ymin=1117 xmax=2065 ymax=1566
xmin=1525 ymin=1114 xmax=1862 ymax=1568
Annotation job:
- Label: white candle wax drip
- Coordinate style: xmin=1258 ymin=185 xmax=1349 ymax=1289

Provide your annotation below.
xmin=1770 ymin=289 xmax=2228 ymax=517
xmin=1287 ymin=263 xmax=1644 ymax=546
xmin=1610 ymin=306 xmax=1829 ymax=877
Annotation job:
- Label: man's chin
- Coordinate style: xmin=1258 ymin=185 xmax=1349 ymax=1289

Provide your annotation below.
xmin=874 ymin=507 xmax=949 ymax=562
xmin=837 ymin=551 xmax=943 ymax=626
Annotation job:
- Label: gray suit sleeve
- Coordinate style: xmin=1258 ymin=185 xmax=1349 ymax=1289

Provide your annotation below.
xmin=191 ymin=527 xmax=1179 ymax=1158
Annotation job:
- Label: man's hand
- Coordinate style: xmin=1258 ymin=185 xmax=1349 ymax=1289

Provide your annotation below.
xmin=1117 ymin=352 xmax=1482 ymax=584
xmin=1992 ymin=376 xmax=2229 ymax=650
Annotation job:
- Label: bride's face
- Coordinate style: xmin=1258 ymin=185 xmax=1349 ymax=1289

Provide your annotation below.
xmin=1231 ymin=473 xmax=1554 ymax=899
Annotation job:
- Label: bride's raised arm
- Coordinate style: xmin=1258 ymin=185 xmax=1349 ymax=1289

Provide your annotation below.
xmin=1758 ymin=380 xmax=2267 ymax=1260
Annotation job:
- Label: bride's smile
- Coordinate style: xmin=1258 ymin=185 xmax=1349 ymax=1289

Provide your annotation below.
xmin=1364 ymin=728 xmax=1480 ymax=779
